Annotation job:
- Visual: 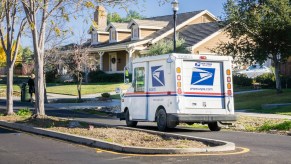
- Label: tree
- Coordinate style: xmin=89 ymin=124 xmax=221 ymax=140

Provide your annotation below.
xmin=145 ymin=37 xmax=190 ymax=56
xmin=0 ymin=0 xmax=27 ymax=115
xmin=21 ymin=47 xmax=33 ymax=64
xmin=216 ymin=0 xmax=291 ymax=93
xmin=123 ymin=10 xmax=144 ymax=21
xmin=57 ymin=34 xmax=95 ymax=101
xmin=107 ymin=10 xmax=145 ymax=23
xmin=20 ymin=0 xmax=88 ymax=117
xmin=20 ymin=0 xmax=169 ymax=117
xmin=107 ymin=12 xmax=123 ymax=23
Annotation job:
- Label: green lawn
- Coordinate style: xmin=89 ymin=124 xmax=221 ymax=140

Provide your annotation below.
xmin=46 ymin=83 xmax=129 ymax=96
xmin=235 ymin=89 xmax=291 ymax=115
xmin=0 ymin=84 xmax=21 ymax=96
xmin=0 ymin=83 xmax=129 ymax=96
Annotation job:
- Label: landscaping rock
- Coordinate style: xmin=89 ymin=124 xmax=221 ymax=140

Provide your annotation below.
xmin=234 ymin=124 xmax=246 ymax=130
xmin=287 ymin=131 xmax=291 ymax=136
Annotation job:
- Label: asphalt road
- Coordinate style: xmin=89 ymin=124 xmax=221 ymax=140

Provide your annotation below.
xmin=0 ymin=102 xmax=291 ymax=163
xmin=1 ymin=124 xmax=290 ymax=164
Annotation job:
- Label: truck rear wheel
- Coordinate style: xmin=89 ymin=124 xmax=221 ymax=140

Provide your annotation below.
xmin=208 ymin=122 xmax=221 ymax=131
xmin=125 ymin=110 xmax=137 ymax=127
xmin=157 ymin=109 xmax=168 ymax=131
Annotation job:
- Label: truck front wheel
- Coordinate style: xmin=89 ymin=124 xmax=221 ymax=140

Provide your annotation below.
xmin=208 ymin=122 xmax=221 ymax=131
xmin=125 ymin=110 xmax=137 ymax=127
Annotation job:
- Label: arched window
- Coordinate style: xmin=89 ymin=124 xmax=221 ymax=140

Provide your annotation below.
xmin=110 ymin=29 xmax=116 ymax=41
xmin=131 ymin=25 xmax=139 ymax=40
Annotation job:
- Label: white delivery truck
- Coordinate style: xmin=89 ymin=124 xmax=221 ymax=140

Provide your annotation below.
xmin=117 ymin=53 xmax=236 ymax=131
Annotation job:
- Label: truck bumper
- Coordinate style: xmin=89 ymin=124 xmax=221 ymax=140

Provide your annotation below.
xmin=117 ymin=112 xmax=125 ymax=120
xmin=167 ymin=114 xmax=237 ymax=123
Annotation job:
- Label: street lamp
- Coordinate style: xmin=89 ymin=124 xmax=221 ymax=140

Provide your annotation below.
xmin=172 ymin=0 xmax=179 ymax=52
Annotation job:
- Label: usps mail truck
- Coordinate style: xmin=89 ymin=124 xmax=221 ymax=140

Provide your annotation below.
xmin=117 ymin=53 xmax=236 ymax=131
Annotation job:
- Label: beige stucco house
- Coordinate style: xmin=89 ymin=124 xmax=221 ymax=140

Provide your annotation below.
xmin=85 ymin=6 xmax=232 ymax=73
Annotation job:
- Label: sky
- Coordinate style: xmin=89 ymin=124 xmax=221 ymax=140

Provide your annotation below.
xmin=21 ymin=0 xmax=228 ymax=48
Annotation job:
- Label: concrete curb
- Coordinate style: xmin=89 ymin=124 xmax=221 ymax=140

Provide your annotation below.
xmin=0 ymin=120 xmax=235 ymax=154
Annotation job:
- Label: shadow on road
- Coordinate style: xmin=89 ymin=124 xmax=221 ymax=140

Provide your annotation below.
xmin=0 ymin=127 xmax=20 ymax=134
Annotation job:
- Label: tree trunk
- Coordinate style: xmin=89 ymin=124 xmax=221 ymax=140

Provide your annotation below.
xmin=31 ymin=32 xmax=45 ymax=116
xmin=44 ymin=73 xmax=48 ymax=103
xmin=6 ymin=67 xmax=14 ymax=115
xmin=35 ymin=52 xmax=46 ymax=116
xmin=77 ymin=73 xmax=82 ymax=101
xmin=273 ymin=55 xmax=282 ymax=93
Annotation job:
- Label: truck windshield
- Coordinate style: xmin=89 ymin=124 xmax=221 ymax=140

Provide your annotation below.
xmin=134 ymin=67 xmax=145 ymax=92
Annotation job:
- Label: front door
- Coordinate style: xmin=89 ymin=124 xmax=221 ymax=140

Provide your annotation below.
xmin=109 ymin=53 xmax=117 ymax=71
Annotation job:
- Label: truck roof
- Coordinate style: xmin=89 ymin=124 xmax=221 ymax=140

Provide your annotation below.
xmin=132 ymin=53 xmax=233 ymax=63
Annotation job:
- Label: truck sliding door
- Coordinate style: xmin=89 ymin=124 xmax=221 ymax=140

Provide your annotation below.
xmin=130 ymin=63 xmax=147 ymax=119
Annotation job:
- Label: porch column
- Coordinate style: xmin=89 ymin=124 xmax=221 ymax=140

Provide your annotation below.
xmin=98 ymin=51 xmax=104 ymax=71
xmin=126 ymin=47 xmax=135 ymax=72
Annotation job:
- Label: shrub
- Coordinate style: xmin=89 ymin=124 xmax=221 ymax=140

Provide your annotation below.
xmin=101 ymin=92 xmax=110 ymax=98
xmin=89 ymin=70 xmax=131 ymax=83
xmin=0 ymin=76 xmax=31 ymax=84
xmin=233 ymin=74 xmax=253 ymax=86
xmin=281 ymin=76 xmax=291 ymax=89
xmin=145 ymin=37 xmax=190 ymax=56
xmin=16 ymin=108 xmax=32 ymax=116
xmin=258 ymin=121 xmax=291 ymax=131
xmin=45 ymin=70 xmax=60 ymax=83
xmin=254 ymin=73 xmax=276 ymax=88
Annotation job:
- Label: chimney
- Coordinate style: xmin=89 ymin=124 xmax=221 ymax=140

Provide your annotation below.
xmin=94 ymin=6 xmax=107 ymax=30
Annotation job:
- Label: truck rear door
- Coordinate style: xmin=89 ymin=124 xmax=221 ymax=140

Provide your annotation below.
xmin=182 ymin=61 xmax=225 ymax=110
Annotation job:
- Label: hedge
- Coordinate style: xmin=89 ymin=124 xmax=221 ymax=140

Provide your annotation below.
xmin=88 ymin=70 xmax=132 ymax=83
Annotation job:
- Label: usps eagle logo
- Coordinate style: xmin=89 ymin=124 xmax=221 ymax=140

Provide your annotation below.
xmin=191 ymin=67 xmax=215 ymax=85
xmin=151 ymin=66 xmax=165 ymax=87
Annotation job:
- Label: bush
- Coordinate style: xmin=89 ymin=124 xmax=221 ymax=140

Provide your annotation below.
xmin=16 ymin=108 xmax=32 ymax=116
xmin=254 ymin=73 xmax=276 ymax=88
xmin=258 ymin=121 xmax=291 ymax=131
xmin=46 ymin=70 xmax=60 ymax=83
xmin=101 ymin=92 xmax=110 ymax=98
xmin=281 ymin=76 xmax=291 ymax=89
xmin=89 ymin=70 xmax=131 ymax=83
xmin=233 ymin=74 xmax=253 ymax=86
xmin=0 ymin=76 xmax=30 ymax=84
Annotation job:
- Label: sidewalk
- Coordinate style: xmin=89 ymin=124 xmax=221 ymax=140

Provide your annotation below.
xmin=236 ymin=111 xmax=291 ymax=120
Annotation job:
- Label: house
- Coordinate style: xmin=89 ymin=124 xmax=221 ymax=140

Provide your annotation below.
xmin=87 ymin=6 xmax=231 ymax=73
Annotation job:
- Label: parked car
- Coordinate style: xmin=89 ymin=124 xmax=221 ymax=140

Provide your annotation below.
xmin=236 ymin=64 xmax=272 ymax=78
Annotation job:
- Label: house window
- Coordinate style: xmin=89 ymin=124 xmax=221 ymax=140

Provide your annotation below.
xmin=133 ymin=67 xmax=145 ymax=92
xmin=110 ymin=29 xmax=116 ymax=41
xmin=132 ymin=26 xmax=139 ymax=40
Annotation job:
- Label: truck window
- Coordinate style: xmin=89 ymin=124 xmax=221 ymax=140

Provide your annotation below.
xmin=134 ymin=67 xmax=145 ymax=92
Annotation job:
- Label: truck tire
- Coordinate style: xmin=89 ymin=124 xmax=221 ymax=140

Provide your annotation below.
xmin=125 ymin=110 xmax=137 ymax=127
xmin=208 ymin=122 xmax=221 ymax=131
xmin=157 ymin=109 xmax=168 ymax=131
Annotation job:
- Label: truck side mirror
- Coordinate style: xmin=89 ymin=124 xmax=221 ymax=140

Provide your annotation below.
xmin=124 ymin=67 xmax=130 ymax=84
xmin=115 ymin=87 xmax=121 ymax=94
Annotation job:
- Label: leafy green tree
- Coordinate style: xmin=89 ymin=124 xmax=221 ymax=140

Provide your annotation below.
xmin=21 ymin=47 xmax=33 ymax=64
xmin=107 ymin=12 xmax=123 ymax=23
xmin=145 ymin=37 xmax=190 ymax=56
xmin=216 ymin=0 xmax=291 ymax=93
xmin=107 ymin=10 xmax=145 ymax=23
xmin=124 ymin=10 xmax=144 ymax=21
